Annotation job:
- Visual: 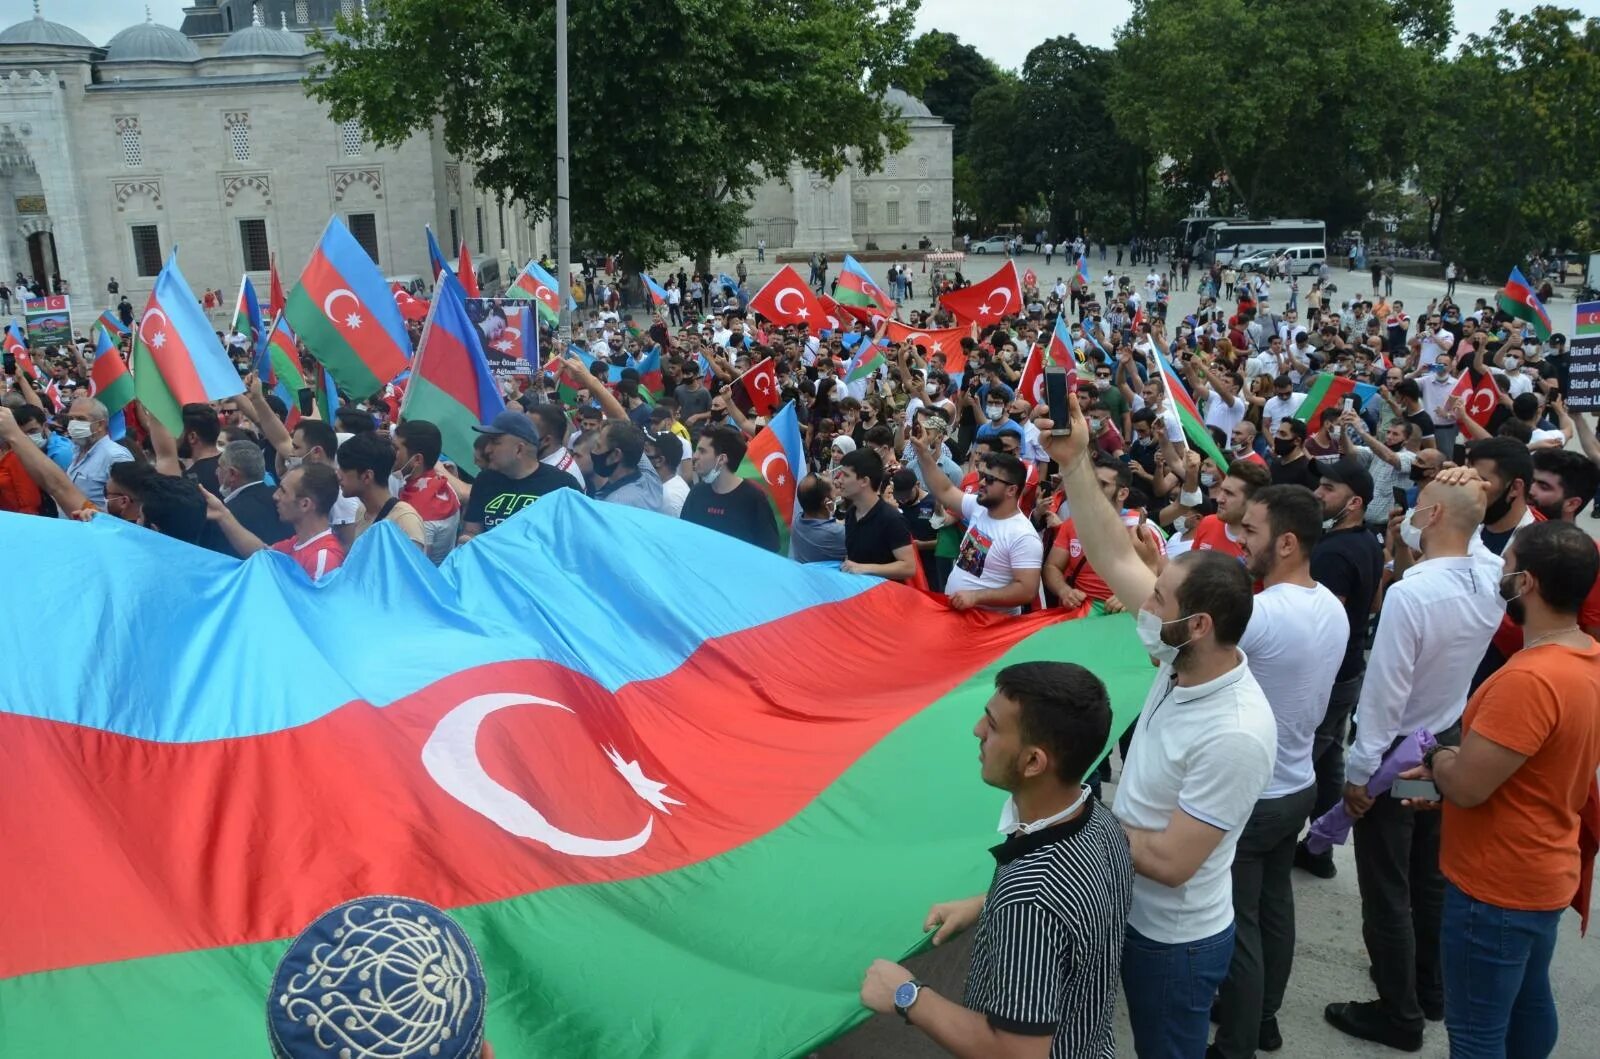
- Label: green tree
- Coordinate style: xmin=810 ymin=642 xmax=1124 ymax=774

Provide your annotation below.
xmin=960 ymin=77 xmax=1026 ymax=229
xmin=1111 ymin=0 xmax=1420 ymax=232
xmin=910 ymin=31 xmax=1001 ymax=158
xmin=308 ymin=0 xmax=929 ymax=270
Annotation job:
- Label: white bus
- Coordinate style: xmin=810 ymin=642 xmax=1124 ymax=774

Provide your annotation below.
xmin=1205 ymin=219 xmax=1326 ymax=263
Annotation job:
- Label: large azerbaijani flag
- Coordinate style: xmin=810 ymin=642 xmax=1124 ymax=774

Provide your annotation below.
xmin=285 ymin=217 xmax=412 ymax=400
xmin=1152 ymin=345 xmax=1230 ymax=471
xmin=0 ymin=494 xmax=1155 ymax=1059
xmin=1497 ymin=266 xmax=1554 ymax=342
xmin=507 ymin=259 xmax=564 ymax=327
xmin=401 ymin=270 xmax=505 ymax=468
xmin=131 ymin=251 xmax=246 ymax=433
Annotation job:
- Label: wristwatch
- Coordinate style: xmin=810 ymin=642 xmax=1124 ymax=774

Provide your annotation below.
xmin=893 ymin=978 xmax=924 ymax=1023
xmin=1423 ymin=744 xmax=1457 ymax=771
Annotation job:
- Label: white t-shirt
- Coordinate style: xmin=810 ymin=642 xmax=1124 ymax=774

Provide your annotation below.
xmin=1203 ymin=390 xmax=1247 ymax=436
xmin=1262 ymin=392 xmax=1305 ymax=433
xmin=1113 ymin=655 xmax=1277 ymax=944
xmin=331 ymin=492 xmax=361 ymax=527
xmin=1416 ymin=328 xmax=1456 ymax=369
xmin=945 ymin=493 xmax=1043 ymax=614
xmin=660 ymin=474 xmax=690 ymax=518
xmin=1418 ymin=372 xmax=1460 ymax=426
xmin=1238 ymin=582 xmax=1349 ymax=799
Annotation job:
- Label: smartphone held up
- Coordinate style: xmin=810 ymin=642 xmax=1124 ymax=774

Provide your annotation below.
xmin=1044 ymin=364 xmax=1072 ymax=437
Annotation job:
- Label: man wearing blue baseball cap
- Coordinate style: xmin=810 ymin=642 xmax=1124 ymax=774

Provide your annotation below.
xmin=458 ymin=410 xmax=580 ymax=542
xmin=269 ymin=896 xmax=494 ymax=1059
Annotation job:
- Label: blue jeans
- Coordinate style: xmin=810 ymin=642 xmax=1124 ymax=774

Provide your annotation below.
xmin=1441 ymin=882 xmax=1563 ymax=1058
xmin=1122 ymin=922 xmax=1236 ymax=1058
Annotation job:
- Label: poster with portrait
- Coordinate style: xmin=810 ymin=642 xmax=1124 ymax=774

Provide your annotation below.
xmin=24 ymin=294 xmax=71 ymax=348
xmin=465 ymin=297 xmax=538 ymax=383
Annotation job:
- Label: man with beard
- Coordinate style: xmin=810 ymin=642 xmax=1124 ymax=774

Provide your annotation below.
xmin=1465 ymin=438 xmax=1536 ymax=557
xmin=1212 ymin=485 xmax=1347 ymax=1057
xmin=1041 ymin=393 xmax=1275 ymax=1057
xmin=1188 ymin=459 xmax=1270 ymax=561
xmin=911 ymin=435 xmax=1041 ymax=614
xmin=1397 ymin=519 xmax=1600 ymax=1057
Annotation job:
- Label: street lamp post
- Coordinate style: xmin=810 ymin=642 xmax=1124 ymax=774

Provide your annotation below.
xmin=554 ymin=0 xmax=572 ymax=341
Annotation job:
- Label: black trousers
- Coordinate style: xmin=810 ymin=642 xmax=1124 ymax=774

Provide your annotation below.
xmin=1215 ymin=786 xmax=1318 ymax=1057
xmin=1310 ymin=672 xmax=1363 ymax=822
xmin=1353 ymin=777 xmax=1445 ymax=1030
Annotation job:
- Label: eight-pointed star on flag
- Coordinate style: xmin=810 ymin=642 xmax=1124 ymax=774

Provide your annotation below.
xmin=343 ymin=311 xmax=364 ymax=329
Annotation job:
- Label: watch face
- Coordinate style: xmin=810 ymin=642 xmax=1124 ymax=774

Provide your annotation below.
xmin=894 ymin=981 xmax=918 ymax=1009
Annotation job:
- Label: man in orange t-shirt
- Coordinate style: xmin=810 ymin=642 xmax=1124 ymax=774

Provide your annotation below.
xmin=1186 ymin=457 xmax=1269 ymax=562
xmin=1408 ymin=520 xmax=1600 ymax=1056
xmin=0 ymin=443 xmax=44 ymax=515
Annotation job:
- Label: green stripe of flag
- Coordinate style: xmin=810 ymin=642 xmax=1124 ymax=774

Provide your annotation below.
xmin=131 ymin=337 xmax=185 ymax=435
xmin=284 ymin=287 xmax=385 ymax=398
xmin=0 ymin=616 xmax=1154 ymax=1058
xmin=401 ymin=371 xmax=485 ymax=470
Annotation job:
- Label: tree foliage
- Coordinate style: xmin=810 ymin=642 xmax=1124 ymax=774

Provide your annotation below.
xmin=910 ymin=30 xmax=1000 ymax=158
xmin=308 ymin=0 xmax=928 ymax=269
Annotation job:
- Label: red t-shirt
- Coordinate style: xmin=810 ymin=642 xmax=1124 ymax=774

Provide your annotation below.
xmin=1052 ymin=515 xmax=1167 ymax=602
xmin=1187 ymin=514 xmax=1245 ymax=560
xmin=272 ymin=528 xmax=346 ymax=581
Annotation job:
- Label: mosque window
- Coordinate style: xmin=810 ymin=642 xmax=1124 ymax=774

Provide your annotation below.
xmin=117 ymin=117 xmax=143 ymax=169
xmin=131 ymin=225 xmax=163 ymax=277
xmin=917 ymin=156 xmax=930 ymax=178
xmin=296 ymin=1 xmax=310 ymax=25
xmin=886 ymin=201 xmax=900 ymax=227
xmin=340 ymin=119 xmax=363 ymax=158
xmin=917 ymin=199 xmax=931 ymax=227
xmin=227 ymin=121 xmax=251 ymax=163
xmin=341 ymin=0 xmax=357 ymax=16
xmin=239 ymin=219 xmax=271 ymax=272
xmin=852 ymin=200 xmax=867 ymax=230
xmin=348 ymin=213 xmax=379 ymax=265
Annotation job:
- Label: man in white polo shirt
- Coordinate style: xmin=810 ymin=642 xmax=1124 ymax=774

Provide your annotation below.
xmin=1046 ymin=394 xmax=1276 ymax=1058
xmin=1214 ymin=484 xmax=1347 ymax=1058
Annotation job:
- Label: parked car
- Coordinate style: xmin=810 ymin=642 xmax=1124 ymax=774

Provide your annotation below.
xmin=969 ymin=236 xmax=1010 ymax=254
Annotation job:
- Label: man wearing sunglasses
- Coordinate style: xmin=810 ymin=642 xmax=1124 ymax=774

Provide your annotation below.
xmin=910 ymin=429 xmax=1042 ymax=614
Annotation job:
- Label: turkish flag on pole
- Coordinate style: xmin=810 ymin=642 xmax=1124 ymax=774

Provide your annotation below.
xmin=733 ymin=357 xmax=780 ymax=415
xmin=1452 ymin=369 xmax=1500 ymax=429
xmin=747 ymin=266 xmax=827 ymax=329
xmin=744 ymin=422 xmax=797 ymax=524
xmin=457 ymin=242 xmax=480 ymax=298
xmin=1014 ymin=343 xmax=1074 ymax=409
xmin=939 ymin=260 xmax=1024 ymax=324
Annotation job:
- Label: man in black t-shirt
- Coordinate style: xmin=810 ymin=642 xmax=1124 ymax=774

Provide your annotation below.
xmin=679 ymin=425 xmax=780 ymax=551
xmin=179 ymin=402 xmax=223 ymax=496
xmin=838 ymin=449 xmax=915 ymax=581
xmin=460 ymin=411 xmax=579 ymax=539
xmin=1299 ymin=457 xmax=1384 ymax=879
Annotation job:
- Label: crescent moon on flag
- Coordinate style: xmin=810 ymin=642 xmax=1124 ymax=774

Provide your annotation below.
xmin=138 ymin=307 xmax=169 ymax=346
xmin=421 ymin=692 xmax=654 ymax=858
xmin=983 ymin=289 xmax=1014 ymax=316
xmin=759 ymin=451 xmax=790 ymax=485
xmin=322 ymin=287 xmax=359 ymax=320
xmin=773 ymin=287 xmax=804 ymax=318
xmin=753 ymin=370 xmax=774 ymax=394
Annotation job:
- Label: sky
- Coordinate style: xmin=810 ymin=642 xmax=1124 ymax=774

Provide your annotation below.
xmin=18 ymin=0 xmax=1600 ymax=65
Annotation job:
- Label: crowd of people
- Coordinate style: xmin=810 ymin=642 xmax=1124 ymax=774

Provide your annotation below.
xmin=3 ymin=252 xmax=1599 ymax=1059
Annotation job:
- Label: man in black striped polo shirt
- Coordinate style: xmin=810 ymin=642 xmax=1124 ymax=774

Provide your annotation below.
xmin=859 ymin=662 xmax=1134 ymax=1057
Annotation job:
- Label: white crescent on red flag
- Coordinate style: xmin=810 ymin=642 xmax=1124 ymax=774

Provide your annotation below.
xmin=938 ymin=260 xmax=1024 ymax=325
xmin=736 ymin=357 xmax=780 ymax=416
xmin=747 ymin=266 xmax=827 ymax=329
xmin=1452 ymin=370 xmax=1500 ymax=429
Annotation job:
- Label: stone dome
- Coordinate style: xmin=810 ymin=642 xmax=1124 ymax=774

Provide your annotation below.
xmin=0 ymin=14 xmax=96 ymax=49
xmin=103 ymin=21 xmax=201 ymax=63
xmin=218 ymin=24 xmax=306 ymax=58
xmin=884 ymin=86 xmax=934 ymax=120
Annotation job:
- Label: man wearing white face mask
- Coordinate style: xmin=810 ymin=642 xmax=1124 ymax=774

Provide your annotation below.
xmin=1324 ymin=474 xmax=1503 ymax=1052
xmin=62 ymin=396 xmax=131 ymax=513
xmin=1043 ymin=392 xmax=1276 ymax=1058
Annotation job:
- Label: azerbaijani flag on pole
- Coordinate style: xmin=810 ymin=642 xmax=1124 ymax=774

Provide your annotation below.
xmin=508 ymin=260 xmax=564 ymax=327
xmin=1576 ymin=300 xmax=1600 ymax=338
xmin=845 ymin=335 xmax=887 ymax=383
xmin=233 ymin=275 xmax=265 ymax=360
xmin=89 ymin=325 xmax=134 ymax=440
xmin=284 ymin=217 xmax=412 ymax=401
xmin=1292 ymin=373 xmax=1356 ymax=425
xmin=1077 ymin=254 xmax=1091 ymax=286
xmin=0 ymin=492 xmax=1156 ymax=1058
xmin=1152 ymin=345 xmax=1230 ymax=471
xmin=642 ymin=274 xmax=669 ymax=308
xmin=1497 ymin=266 xmax=1554 ymax=342
xmin=96 ymin=307 xmax=129 ymax=338
xmin=836 ymin=255 xmax=896 ymax=314
xmin=1046 ymin=313 xmax=1084 ymax=370
xmin=131 ymin=250 xmax=246 ymax=433
xmin=400 ymin=271 xmax=506 ymax=468
xmin=265 ymin=312 xmax=307 ymax=409
xmin=426 ymin=225 xmax=453 ymax=283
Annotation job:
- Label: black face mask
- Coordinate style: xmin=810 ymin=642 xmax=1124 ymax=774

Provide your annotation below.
xmin=1273 ymin=437 xmax=1296 ymax=458
xmin=1501 ymin=571 xmax=1526 ymax=625
xmin=1483 ymin=486 xmax=1515 ymax=525
xmin=1409 ymin=466 xmax=1429 ymax=483
xmin=591 ymin=451 xmax=620 ymax=478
